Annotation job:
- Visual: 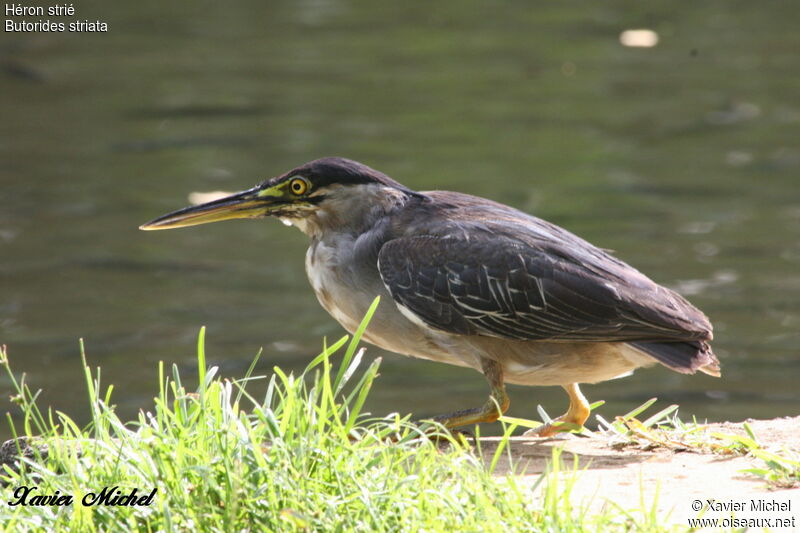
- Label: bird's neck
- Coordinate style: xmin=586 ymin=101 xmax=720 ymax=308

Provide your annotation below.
xmin=286 ymin=184 xmax=413 ymax=241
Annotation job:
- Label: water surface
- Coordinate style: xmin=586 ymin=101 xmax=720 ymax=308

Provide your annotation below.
xmin=2 ymin=1 xmax=798 ymax=437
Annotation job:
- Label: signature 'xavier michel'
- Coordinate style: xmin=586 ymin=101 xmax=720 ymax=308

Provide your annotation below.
xmin=141 ymin=157 xmax=719 ymax=435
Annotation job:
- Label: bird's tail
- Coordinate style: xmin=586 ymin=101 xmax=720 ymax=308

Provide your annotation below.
xmin=630 ymin=340 xmax=720 ymax=377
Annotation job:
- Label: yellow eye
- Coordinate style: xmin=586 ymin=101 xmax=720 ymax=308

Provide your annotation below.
xmin=289 ymin=177 xmax=309 ymax=196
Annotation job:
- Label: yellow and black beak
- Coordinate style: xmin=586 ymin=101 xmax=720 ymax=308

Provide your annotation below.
xmin=139 ymin=186 xmax=284 ymax=231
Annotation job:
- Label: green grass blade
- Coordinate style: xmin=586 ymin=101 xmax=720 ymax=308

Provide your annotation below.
xmin=621 ymin=397 xmax=658 ymax=420
xmin=197 ymin=326 xmax=207 ymax=399
xmin=334 ymin=296 xmax=379 ymax=394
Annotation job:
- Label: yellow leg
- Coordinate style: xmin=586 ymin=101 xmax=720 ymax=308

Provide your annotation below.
xmin=525 ymin=383 xmax=590 ymax=437
xmin=430 ymin=358 xmax=510 ymax=428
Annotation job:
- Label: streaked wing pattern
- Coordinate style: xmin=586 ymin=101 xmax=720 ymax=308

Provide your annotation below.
xmin=378 ymin=235 xmax=710 ymax=343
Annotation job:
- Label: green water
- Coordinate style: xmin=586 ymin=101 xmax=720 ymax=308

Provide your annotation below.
xmin=2 ymin=1 xmax=798 ymax=437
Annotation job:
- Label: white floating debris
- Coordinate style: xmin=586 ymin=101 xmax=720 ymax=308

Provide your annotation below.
xmin=188 ymin=191 xmax=234 ymax=205
xmin=679 ymin=221 xmax=717 ymax=235
xmin=619 ymin=29 xmax=659 ymax=48
xmin=706 ymin=102 xmax=761 ymax=125
xmin=725 ymin=151 xmax=754 ymax=167
xmin=271 ymin=341 xmax=302 ymax=353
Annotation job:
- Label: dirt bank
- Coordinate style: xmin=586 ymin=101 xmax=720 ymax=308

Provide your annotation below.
xmin=480 ymin=416 xmax=799 ymax=528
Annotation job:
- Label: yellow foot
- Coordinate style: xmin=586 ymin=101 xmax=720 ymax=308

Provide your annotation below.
xmin=523 ymin=417 xmax=585 ymax=438
xmin=426 ymin=358 xmax=510 ymax=431
xmin=522 ymin=383 xmax=591 ymax=438
xmin=426 ymin=427 xmax=477 ymax=446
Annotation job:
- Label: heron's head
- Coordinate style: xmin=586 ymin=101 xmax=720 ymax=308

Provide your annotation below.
xmin=140 ymin=157 xmax=420 ymax=236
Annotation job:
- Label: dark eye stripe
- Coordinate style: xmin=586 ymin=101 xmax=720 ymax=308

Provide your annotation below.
xmin=305 ymin=194 xmax=327 ymax=205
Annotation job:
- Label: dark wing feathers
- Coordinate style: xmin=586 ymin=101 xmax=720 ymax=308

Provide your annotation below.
xmin=631 ymin=340 xmax=719 ymax=375
xmin=377 ymin=235 xmax=712 ymax=344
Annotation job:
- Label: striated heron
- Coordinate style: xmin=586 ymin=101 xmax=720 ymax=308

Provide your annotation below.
xmin=140 ymin=157 xmax=719 ymax=436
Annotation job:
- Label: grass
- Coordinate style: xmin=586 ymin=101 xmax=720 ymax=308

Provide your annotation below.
xmin=713 ymin=424 xmax=800 ymax=489
xmin=0 ymin=298 xmax=784 ymax=531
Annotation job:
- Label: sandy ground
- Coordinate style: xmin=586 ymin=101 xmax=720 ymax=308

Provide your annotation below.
xmin=478 ymin=416 xmax=799 ymax=529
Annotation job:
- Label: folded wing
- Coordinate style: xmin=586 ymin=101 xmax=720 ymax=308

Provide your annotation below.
xmin=377 ymin=235 xmax=713 ymax=345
